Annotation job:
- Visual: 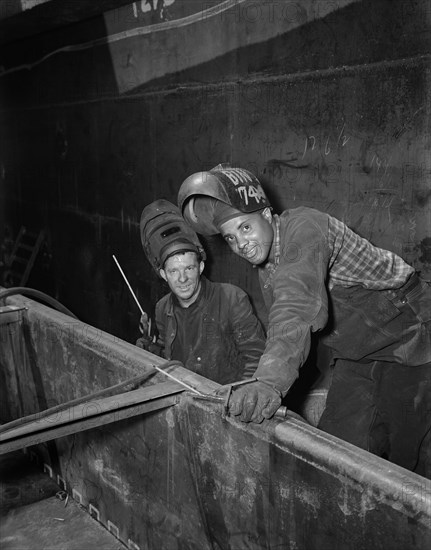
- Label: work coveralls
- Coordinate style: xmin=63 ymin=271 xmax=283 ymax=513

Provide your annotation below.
xmin=255 ymin=207 xmax=431 ymax=475
xmin=153 ymin=277 xmax=265 ymax=385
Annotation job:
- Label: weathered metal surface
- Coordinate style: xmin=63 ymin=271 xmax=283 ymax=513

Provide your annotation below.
xmin=1 ymin=294 xmax=430 ymax=549
xmin=180 ymin=398 xmax=431 ymax=550
xmin=1 ymin=452 xmax=123 ymax=549
xmin=0 ymin=304 xmax=27 ymax=325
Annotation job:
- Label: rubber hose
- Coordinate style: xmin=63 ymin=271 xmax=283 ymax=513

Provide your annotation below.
xmin=0 ymin=287 xmax=78 ymax=319
xmin=0 ymin=360 xmax=184 ymax=435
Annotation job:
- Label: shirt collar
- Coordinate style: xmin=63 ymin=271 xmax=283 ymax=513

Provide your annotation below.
xmin=266 ymin=214 xmax=280 ymax=268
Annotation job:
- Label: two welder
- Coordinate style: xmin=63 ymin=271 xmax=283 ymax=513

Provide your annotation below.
xmin=175 ymin=164 xmax=431 ymax=476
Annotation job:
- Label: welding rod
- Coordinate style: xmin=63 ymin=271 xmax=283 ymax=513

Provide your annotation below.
xmin=112 ymin=254 xmax=145 ymax=315
xmin=153 ymin=365 xmax=204 ymax=396
xmin=112 ymin=256 xmax=203 ymax=394
xmin=112 ymin=254 xmax=153 ymax=337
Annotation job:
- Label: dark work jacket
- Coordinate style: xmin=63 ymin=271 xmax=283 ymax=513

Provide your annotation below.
xmin=154 ymin=277 xmax=265 ymax=385
xmin=255 ymin=208 xmax=330 ymax=395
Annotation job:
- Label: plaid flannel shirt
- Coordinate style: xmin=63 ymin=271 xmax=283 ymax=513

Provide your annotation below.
xmin=268 ymin=213 xmax=413 ymax=291
xmin=255 ymin=208 xmax=416 ymax=395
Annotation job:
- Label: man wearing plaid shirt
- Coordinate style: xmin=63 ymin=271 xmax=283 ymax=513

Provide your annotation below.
xmin=178 ymin=164 xmax=431 ymax=476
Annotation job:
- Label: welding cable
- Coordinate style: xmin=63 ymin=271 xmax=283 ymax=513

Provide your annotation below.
xmin=0 ymin=287 xmax=78 ymax=319
xmin=0 ymin=358 xmax=183 ymax=435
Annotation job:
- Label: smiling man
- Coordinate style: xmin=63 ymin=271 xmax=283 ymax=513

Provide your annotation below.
xmin=160 ymin=250 xmax=204 ymax=308
xmin=137 ymin=199 xmax=265 ymax=385
xmin=177 ymin=164 xmax=431 ymax=476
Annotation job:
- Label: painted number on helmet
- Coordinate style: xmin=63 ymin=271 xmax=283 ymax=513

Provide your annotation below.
xmin=222 ymin=169 xmax=253 ymax=186
xmin=237 ymin=184 xmax=265 ymax=205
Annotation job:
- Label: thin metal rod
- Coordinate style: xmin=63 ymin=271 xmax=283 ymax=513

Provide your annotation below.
xmin=112 ymin=255 xmax=145 ymax=316
xmin=153 ymin=366 xmax=203 ymax=396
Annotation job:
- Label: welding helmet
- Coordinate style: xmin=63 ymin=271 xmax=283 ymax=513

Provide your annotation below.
xmin=177 ymin=164 xmax=270 ymax=235
xmin=140 ymin=199 xmax=206 ymax=273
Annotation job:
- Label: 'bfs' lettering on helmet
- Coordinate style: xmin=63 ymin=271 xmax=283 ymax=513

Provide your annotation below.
xmin=221 ymin=168 xmax=253 ymax=186
xmin=178 ymin=164 xmax=270 ymax=235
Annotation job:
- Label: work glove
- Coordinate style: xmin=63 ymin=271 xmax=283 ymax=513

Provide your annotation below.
xmin=139 ymin=312 xmax=150 ymax=336
xmin=217 ymin=380 xmax=282 ymax=424
xmin=136 ymin=335 xmax=152 ymax=350
xmin=136 ymin=312 xmax=152 ymax=350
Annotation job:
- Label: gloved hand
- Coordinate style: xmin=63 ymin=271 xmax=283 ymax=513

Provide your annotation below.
xmin=217 ymin=380 xmax=282 ymax=423
xmin=136 ymin=312 xmax=152 ymax=350
xmin=136 ymin=335 xmax=152 ymax=350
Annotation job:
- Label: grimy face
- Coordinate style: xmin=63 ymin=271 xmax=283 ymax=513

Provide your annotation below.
xmin=160 ymin=252 xmax=204 ymax=307
xmin=219 ymin=209 xmax=274 ymax=265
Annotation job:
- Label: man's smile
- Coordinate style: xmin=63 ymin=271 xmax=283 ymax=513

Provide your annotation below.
xmin=243 ymin=245 xmax=258 ymax=260
xmin=177 ymin=283 xmax=192 ymax=291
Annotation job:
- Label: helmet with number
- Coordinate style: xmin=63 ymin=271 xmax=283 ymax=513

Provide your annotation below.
xmin=177 ymin=164 xmax=270 ymax=235
xmin=140 ymin=199 xmax=206 ymax=273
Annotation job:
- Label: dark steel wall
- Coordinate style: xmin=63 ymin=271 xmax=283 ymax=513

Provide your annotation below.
xmin=0 ymin=0 xmax=429 ymax=341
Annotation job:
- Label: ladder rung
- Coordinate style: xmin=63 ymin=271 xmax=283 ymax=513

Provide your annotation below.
xmin=25 ymin=235 xmax=40 ymax=243
xmin=13 ymin=249 xmax=32 ymax=258
xmin=17 ymin=243 xmax=34 ymax=252
xmin=11 ymin=257 xmax=27 ymax=265
xmin=6 ymin=226 xmax=45 ymax=287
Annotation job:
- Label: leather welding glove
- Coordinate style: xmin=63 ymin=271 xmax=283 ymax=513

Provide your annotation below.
xmin=136 ymin=335 xmax=152 ymax=350
xmin=218 ymin=381 xmax=282 ymax=423
xmin=136 ymin=312 xmax=150 ymax=349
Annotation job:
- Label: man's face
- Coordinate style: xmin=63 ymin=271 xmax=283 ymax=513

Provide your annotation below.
xmin=160 ymin=252 xmax=204 ymax=307
xmin=219 ymin=209 xmax=274 ymax=265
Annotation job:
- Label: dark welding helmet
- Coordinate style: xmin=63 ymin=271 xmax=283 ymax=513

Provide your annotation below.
xmin=177 ymin=164 xmax=270 ymax=235
xmin=140 ymin=199 xmax=206 ymax=273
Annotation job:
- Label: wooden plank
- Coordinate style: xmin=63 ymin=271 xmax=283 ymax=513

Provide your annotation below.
xmin=0 ymin=382 xmax=184 ymax=455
